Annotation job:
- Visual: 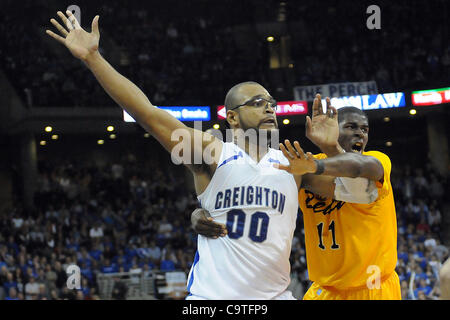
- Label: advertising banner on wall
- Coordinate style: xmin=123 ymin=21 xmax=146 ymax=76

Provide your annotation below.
xmin=123 ymin=106 xmax=211 ymax=122
xmin=217 ymin=101 xmax=308 ymax=120
xmin=411 ymin=87 xmax=450 ymax=106
xmin=321 ymin=92 xmax=405 ymax=110
xmin=293 ymin=81 xmax=378 ymax=101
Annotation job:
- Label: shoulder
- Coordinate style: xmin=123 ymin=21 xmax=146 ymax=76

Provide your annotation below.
xmin=363 ymin=150 xmax=391 ymax=169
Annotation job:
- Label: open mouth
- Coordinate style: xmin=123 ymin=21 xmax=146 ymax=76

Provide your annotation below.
xmin=351 ymin=142 xmax=363 ymax=153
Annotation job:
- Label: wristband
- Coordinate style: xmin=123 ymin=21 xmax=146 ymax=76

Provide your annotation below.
xmin=314 ymin=159 xmax=325 ymax=175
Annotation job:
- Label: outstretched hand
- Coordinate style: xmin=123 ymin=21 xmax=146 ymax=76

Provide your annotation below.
xmin=306 ymin=94 xmax=339 ymax=149
xmin=273 ymin=140 xmax=317 ymax=176
xmin=46 ymin=10 xmax=100 ymax=61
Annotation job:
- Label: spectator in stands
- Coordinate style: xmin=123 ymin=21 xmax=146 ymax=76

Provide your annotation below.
xmin=24 ymin=276 xmax=40 ymax=300
xmin=5 ymin=287 xmax=20 ymax=300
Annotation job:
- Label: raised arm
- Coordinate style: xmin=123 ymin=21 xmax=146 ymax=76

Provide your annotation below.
xmin=46 ymin=11 xmax=221 ymax=172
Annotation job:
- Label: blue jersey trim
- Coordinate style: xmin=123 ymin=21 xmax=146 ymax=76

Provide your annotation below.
xmin=186 ymin=251 xmax=200 ymax=295
xmin=217 ymin=152 xmax=243 ymax=169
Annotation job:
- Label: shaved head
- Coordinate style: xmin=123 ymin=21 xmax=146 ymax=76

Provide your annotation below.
xmin=224 ymin=81 xmax=267 ymax=111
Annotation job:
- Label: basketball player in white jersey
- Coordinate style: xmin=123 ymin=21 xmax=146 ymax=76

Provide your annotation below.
xmin=46 ymin=11 xmax=376 ymax=300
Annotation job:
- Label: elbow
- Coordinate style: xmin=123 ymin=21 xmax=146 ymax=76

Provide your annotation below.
xmin=346 ymin=159 xmax=363 ymax=178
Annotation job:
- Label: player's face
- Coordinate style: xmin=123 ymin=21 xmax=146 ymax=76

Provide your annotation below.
xmin=232 ymin=85 xmax=278 ymax=131
xmin=338 ymin=113 xmax=369 ymax=153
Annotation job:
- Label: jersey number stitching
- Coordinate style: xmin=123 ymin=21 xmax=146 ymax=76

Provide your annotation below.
xmin=226 ymin=209 xmax=269 ymax=243
xmin=316 ymin=220 xmax=340 ymax=250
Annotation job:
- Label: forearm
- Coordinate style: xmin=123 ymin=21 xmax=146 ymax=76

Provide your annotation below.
xmin=84 ymin=51 xmax=156 ymax=130
xmin=318 ymin=153 xmax=383 ymax=181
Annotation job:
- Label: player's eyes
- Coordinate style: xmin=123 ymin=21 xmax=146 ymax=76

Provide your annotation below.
xmin=252 ymin=99 xmax=267 ymax=108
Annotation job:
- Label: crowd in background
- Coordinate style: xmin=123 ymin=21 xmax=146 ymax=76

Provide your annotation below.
xmin=0 ymin=0 xmax=448 ymax=301
xmin=0 ymin=152 xmax=448 ymax=300
xmin=0 ymin=0 xmax=448 ymax=108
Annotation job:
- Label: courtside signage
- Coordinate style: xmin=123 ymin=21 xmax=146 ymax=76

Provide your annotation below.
xmin=321 ymin=92 xmax=406 ymax=110
xmin=216 ymin=101 xmax=308 ymax=120
xmin=124 ymin=106 xmax=211 ymax=122
xmin=411 ymin=87 xmax=450 ymax=106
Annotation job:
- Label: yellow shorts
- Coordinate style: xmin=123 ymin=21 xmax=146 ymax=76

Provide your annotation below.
xmin=303 ymin=272 xmax=401 ymax=300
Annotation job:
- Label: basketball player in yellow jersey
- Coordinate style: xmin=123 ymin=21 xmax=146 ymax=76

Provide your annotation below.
xmin=274 ymin=95 xmax=401 ymax=300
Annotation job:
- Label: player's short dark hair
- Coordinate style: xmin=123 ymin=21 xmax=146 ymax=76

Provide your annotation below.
xmin=337 ymin=107 xmax=368 ymax=123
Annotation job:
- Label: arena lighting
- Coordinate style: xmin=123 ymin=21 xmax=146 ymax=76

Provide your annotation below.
xmin=51 ymin=135 xmax=58 ymax=140
xmin=383 ymin=117 xmax=390 ymax=122
xmin=97 ymin=139 xmax=105 ymax=145
xmin=409 ymin=109 xmax=417 ymax=115
xmin=411 ymin=87 xmax=450 ymax=106
xmin=213 ymin=124 xmax=220 ymax=130
xmin=107 ymin=125 xmax=114 ymax=132
xmin=143 ymin=133 xmax=150 ymax=138
xmin=45 ymin=126 xmax=53 ymax=132
xmin=282 ymin=119 xmax=290 ymax=125
xmin=109 ymin=134 xmax=116 ymax=139
xmin=386 ymin=141 xmax=393 ymax=147
xmin=40 ymin=140 xmax=47 ymax=146
xmin=267 ymin=36 xmax=275 ymax=42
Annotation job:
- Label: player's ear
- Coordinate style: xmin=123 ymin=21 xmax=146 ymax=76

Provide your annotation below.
xmin=226 ymin=110 xmax=239 ymax=128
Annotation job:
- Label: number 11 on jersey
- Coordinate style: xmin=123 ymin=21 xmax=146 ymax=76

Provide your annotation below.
xmin=317 ymin=220 xmax=340 ymax=250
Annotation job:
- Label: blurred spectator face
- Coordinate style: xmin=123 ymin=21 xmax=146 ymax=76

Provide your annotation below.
xmin=76 ymin=291 xmax=84 ymax=300
xmin=418 ymin=291 xmax=426 ymax=300
xmin=401 ymin=280 xmax=408 ymax=290
xmin=9 ymin=287 xmax=17 ymax=297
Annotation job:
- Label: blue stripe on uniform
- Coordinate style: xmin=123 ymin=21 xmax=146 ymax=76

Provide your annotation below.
xmin=218 ymin=152 xmax=243 ymax=168
xmin=186 ymin=251 xmax=200 ymax=295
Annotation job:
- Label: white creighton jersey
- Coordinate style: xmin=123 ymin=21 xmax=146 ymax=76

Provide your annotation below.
xmin=187 ymin=142 xmax=299 ymax=300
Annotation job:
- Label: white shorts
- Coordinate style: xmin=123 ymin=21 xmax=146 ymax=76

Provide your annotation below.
xmin=186 ymin=290 xmax=296 ymax=300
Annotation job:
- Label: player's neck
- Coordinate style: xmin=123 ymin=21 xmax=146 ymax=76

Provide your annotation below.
xmin=233 ymin=134 xmax=269 ymax=163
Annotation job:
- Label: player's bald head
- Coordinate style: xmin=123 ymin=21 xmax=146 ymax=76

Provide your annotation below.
xmin=224 ymin=81 xmax=268 ymax=111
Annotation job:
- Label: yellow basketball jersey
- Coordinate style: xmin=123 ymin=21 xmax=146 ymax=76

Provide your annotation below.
xmin=299 ymin=150 xmax=398 ymax=290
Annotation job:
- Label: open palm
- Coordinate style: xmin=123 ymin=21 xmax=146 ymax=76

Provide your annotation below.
xmin=273 ymin=140 xmax=317 ymax=176
xmin=46 ymin=10 xmax=100 ymax=61
xmin=306 ymin=94 xmax=339 ymax=148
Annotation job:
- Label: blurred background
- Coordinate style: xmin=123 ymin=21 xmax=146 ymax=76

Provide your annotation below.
xmin=0 ymin=0 xmax=448 ymax=300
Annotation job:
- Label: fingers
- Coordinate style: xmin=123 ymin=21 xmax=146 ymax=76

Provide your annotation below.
xmin=273 ymin=163 xmax=290 ymax=172
xmin=50 ymin=18 xmax=68 ymax=37
xmin=57 ymin=11 xmax=73 ymax=31
xmin=279 ymin=143 xmax=294 ymax=160
xmin=312 ymin=94 xmax=322 ymax=117
xmin=197 ymin=219 xmax=227 ymax=238
xmin=325 ymin=98 xmax=338 ymax=119
xmin=45 ymin=29 xmax=66 ymax=45
xmin=285 ymin=140 xmax=300 ymax=158
xmin=305 ymin=116 xmax=312 ymax=137
xmin=305 ymin=151 xmax=315 ymax=161
xmin=66 ymin=10 xmax=82 ymax=29
xmin=312 ymin=93 xmax=323 ymax=117
xmin=91 ymin=15 xmax=100 ymax=37
xmin=293 ymin=141 xmax=305 ymax=158
xmin=330 ymin=106 xmax=338 ymax=120
xmin=326 ymin=97 xmax=332 ymax=117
